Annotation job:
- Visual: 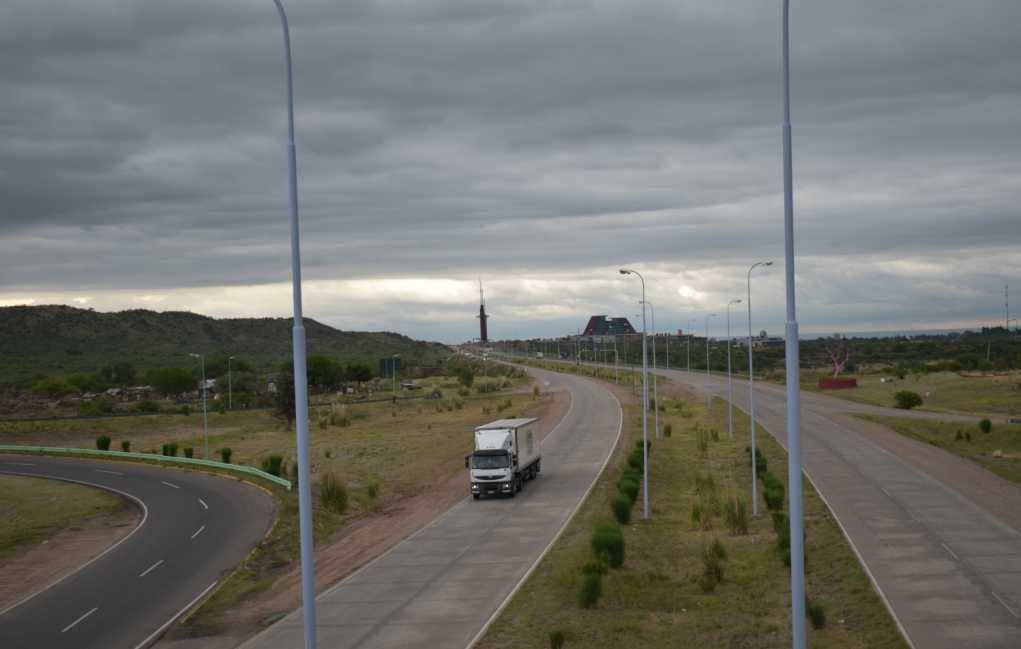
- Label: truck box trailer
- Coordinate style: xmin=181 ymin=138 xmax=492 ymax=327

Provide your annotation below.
xmin=465 ymin=417 xmax=541 ymax=499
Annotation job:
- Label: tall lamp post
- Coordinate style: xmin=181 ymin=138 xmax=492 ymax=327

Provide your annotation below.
xmin=391 ymin=354 xmax=399 ymax=399
xmin=747 ymin=260 xmax=773 ymax=519
xmin=483 ymin=353 xmax=489 ymax=393
xmin=781 ymin=2 xmax=806 ymax=644
xmin=189 ymin=353 xmax=209 ymax=460
xmin=705 ymin=313 xmax=716 ymax=409
xmin=642 ymin=300 xmax=660 ymax=439
xmin=228 ymin=355 xmax=235 ymax=410
xmin=686 ymin=318 xmax=696 ymax=398
xmin=271 ymin=3 xmax=316 ymax=647
xmin=726 ymin=300 xmax=742 ymax=440
xmin=620 ymin=268 xmax=650 ymax=520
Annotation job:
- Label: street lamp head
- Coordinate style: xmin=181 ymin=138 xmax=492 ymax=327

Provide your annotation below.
xmin=765 ymin=261 xmax=774 ymax=266
xmin=190 ymin=353 xmax=200 ymax=358
xmin=619 ymin=269 xmax=630 ymax=275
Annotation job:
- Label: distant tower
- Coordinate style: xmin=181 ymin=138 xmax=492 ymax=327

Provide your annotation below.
xmin=477 ymin=280 xmax=489 ymax=343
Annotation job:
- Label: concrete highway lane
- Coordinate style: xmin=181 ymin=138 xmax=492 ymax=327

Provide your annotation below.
xmin=678 ymin=368 xmax=1021 ymax=648
xmin=0 ymin=455 xmax=276 ymax=649
xmin=240 ymin=367 xmax=621 ymax=649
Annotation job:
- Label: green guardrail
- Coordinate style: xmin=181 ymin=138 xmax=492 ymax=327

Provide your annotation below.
xmin=0 ymin=446 xmax=292 ymax=491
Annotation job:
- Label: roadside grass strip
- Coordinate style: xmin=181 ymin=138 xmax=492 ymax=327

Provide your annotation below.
xmin=474 ymin=395 xmax=907 ymax=649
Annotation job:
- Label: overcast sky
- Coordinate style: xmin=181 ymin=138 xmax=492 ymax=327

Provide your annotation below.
xmin=2 ymin=0 xmax=1018 ymax=344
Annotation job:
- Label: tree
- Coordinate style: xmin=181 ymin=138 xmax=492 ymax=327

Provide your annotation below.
xmin=275 ymin=371 xmax=296 ymax=430
xmin=68 ymin=372 xmax=104 ymax=393
xmin=451 ymin=365 xmax=474 ymax=388
xmin=99 ymin=362 xmax=136 ymax=385
xmin=148 ymin=367 xmax=198 ymax=399
xmin=825 ymin=343 xmax=857 ymax=378
xmin=30 ymin=377 xmax=79 ymax=399
xmin=346 ymin=362 xmax=373 ymax=386
xmin=893 ymin=390 xmax=923 ymax=410
xmin=306 ymin=355 xmax=334 ymax=388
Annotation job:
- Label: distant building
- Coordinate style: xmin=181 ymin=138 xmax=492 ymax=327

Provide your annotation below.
xmin=581 ymin=316 xmax=638 ymax=337
xmin=732 ymin=330 xmax=785 ymax=348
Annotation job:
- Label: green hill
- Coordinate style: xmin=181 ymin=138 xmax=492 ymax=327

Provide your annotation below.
xmin=0 ymin=305 xmax=448 ymax=385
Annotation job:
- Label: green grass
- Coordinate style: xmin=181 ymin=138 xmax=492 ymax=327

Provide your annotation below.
xmin=802 ymin=370 xmax=1021 ymax=417
xmin=0 ymin=474 xmax=134 ymax=564
xmin=474 ymin=394 xmax=907 ymax=649
xmin=856 ymin=414 xmax=1021 ymax=484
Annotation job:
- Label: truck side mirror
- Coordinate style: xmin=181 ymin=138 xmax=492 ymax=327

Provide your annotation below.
xmin=464 ymin=455 xmax=470 ymax=469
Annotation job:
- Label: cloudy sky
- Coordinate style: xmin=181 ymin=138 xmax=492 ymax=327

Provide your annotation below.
xmin=2 ymin=0 xmax=1018 ymax=343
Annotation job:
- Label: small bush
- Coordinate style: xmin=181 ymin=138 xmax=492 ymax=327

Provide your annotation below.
xmin=610 ymin=494 xmax=633 ymax=525
xmin=591 ymin=524 xmax=625 ymax=568
xmin=965 ymin=431 xmax=972 ymax=442
xmin=955 ymin=430 xmax=963 ymax=441
xmin=617 ymin=480 xmax=639 ymax=505
xmin=134 ymin=399 xmax=161 ymax=413
xmin=218 ymin=447 xmax=232 ymax=464
xmin=578 ymin=572 xmax=602 ymax=609
xmin=181 ymin=404 xmax=191 ymax=416
xmin=325 ymin=449 xmax=331 ymax=458
xmin=724 ymin=495 xmax=749 ymax=535
xmin=550 ymin=629 xmax=567 ymax=649
xmin=162 ymin=442 xmax=178 ymax=457
xmin=261 ymin=454 xmax=284 ymax=477
xmin=695 ymin=426 xmax=709 ymax=457
xmin=367 ymin=481 xmax=380 ymax=499
xmin=626 ymin=448 xmax=645 ymax=474
xmin=806 ymin=598 xmax=827 ymax=630
xmin=663 ymin=423 xmax=672 ymax=438
xmin=761 ymin=472 xmax=785 ymax=511
xmin=698 ymin=535 xmax=726 ymax=593
xmin=218 ymin=402 xmax=227 ymax=415
xmin=979 ymin=418 xmax=992 ymax=434
xmin=622 ymin=468 xmax=641 ymax=484
xmin=183 ymin=447 xmax=194 ymax=458
xmin=580 ymin=560 xmax=607 ymax=576
xmin=319 ymin=472 xmax=348 ymax=513
xmin=635 ymin=439 xmax=652 ymax=454
xmin=533 ymin=386 xmax=540 ymax=397
xmin=120 ymin=440 xmax=131 ymax=452
xmin=431 ymin=387 xmax=443 ymax=399
xmin=893 ymin=390 xmax=923 ymax=410
xmin=458 ymin=387 xmax=471 ymax=397
xmin=695 ymin=468 xmax=715 ymax=494
xmin=96 ymin=435 xmax=111 ymax=451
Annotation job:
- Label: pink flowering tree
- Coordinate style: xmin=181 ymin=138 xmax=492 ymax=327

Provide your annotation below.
xmin=825 ymin=343 xmax=857 ymax=378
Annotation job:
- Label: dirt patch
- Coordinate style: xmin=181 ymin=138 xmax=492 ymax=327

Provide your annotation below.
xmin=0 ymin=505 xmax=141 ymax=612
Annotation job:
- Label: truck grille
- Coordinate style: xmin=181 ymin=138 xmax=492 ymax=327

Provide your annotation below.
xmin=477 ymin=474 xmax=503 ymax=481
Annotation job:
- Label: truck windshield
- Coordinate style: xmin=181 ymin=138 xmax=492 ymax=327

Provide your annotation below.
xmin=472 ymin=454 xmax=509 ymax=469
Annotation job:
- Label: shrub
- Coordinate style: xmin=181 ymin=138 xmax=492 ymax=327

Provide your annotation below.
xmin=622 ymin=468 xmax=641 ymax=484
xmin=955 ymin=430 xmax=963 ymax=441
xmin=761 ymin=472 xmax=785 ymax=511
xmin=319 ymin=472 xmax=348 ymax=513
xmin=218 ymin=402 xmax=227 ymax=415
xmin=431 ymin=387 xmax=443 ymax=399
xmin=979 ymin=418 xmax=992 ymax=434
xmin=96 ymin=435 xmax=111 ymax=451
xmin=134 ymin=399 xmax=161 ymax=413
xmin=893 ymin=390 xmax=923 ymax=410
xmin=695 ymin=426 xmax=709 ymax=457
xmin=162 ymin=442 xmax=179 ymax=457
xmin=692 ymin=496 xmax=715 ymax=531
xmin=261 ymin=454 xmax=284 ymax=477
xmin=635 ymin=439 xmax=652 ymax=454
xmin=610 ymin=494 xmax=632 ymax=525
xmin=698 ymin=536 xmax=726 ymax=594
xmin=580 ymin=560 xmax=607 ymax=576
xmin=120 ymin=440 xmax=131 ymax=452
xmin=458 ymin=387 xmax=471 ymax=397
xmin=325 ymin=449 xmax=331 ymax=458
xmin=181 ymin=405 xmax=191 ymax=416
xmin=533 ymin=386 xmax=540 ymax=397
xmin=617 ymin=480 xmax=639 ymax=505
xmin=578 ymin=572 xmax=602 ymax=609
xmin=965 ymin=431 xmax=972 ymax=442
xmin=549 ymin=629 xmax=567 ymax=649
xmin=218 ymin=447 xmax=232 ymax=463
xmin=695 ymin=468 xmax=715 ymax=494
xmin=367 ymin=481 xmax=380 ymax=499
xmin=663 ymin=423 xmax=672 ymax=438
xmin=724 ymin=495 xmax=749 ymax=535
xmin=626 ymin=449 xmax=645 ymax=474
xmin=183 ymin=447 xmax=194 ymax=458
xmin=806 ymin=599 xmax=827 ymax=630
xmin=591 ymin=524 xmax=625 ymax=568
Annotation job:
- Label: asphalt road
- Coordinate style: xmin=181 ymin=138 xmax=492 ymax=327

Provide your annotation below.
xmin=239 ymin=367 xmax=622 ymax=649
xmin=0 ymin=455 xmax=276 ymax=649
xmin=680 ymin=368 xmax=1021 ymax=648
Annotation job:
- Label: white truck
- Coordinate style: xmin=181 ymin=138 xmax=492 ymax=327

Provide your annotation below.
xmin=465 ymin=417 xmax=541 ymax=499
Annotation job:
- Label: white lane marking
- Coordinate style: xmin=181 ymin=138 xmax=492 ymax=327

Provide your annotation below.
xmin=908 ymin=511 xmax=921 ymax=523
xmin=140 ymin=560 xmax=164 ymax=577
xmin=62 ymin=607 xmax=98 ymax=632
xmin=1 ymin=461 xmax=37 ymax=466
xmin=94 ymin=469 xmax=123 ymax=475
xmin=992 ymin=591 xmax=1019 ymax=618
xmin=131 ymin=581 xmax=218 ymax=649
xmin=880 ymin=487 xmax=892 ymax=498
xmin=162 ymin=481 xmax=180 ymax=489
xmin=940 ymin=542 xmax=959 ymax=561
xmin=199 ymin=499 xmax=208 ymax=510
xmin=191 ymin=525 xmax=205 ymax=539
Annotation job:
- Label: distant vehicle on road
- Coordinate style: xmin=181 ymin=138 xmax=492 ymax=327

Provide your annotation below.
xmin=465 ymin=418 xmax=541 ymax=499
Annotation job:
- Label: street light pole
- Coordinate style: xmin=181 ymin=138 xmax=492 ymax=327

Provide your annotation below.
xmin=686 ymin=318 xmax=696 ymax=398
xmin=620 ymin=269 xmax=650 ymax=520
xmin=705 ymin=314 xmax=716 ymax=409
xmin=391 ymin=354 xmax=399 ymax=399
xmin=747 ymin=260 xmax=773 ymax=518
xmin=190 ymin=354 xmax=209 ymax=460
xmin=483 ymin=353 xmax=489 ymax=393
xmin=271 ymin=3 xmax=316 ymax=647
xmin=781 ymin=2 xmax=806 ymax=643
xmin=726 ymin=300 xmax=742 ymax=440
xmin=228 ymin=356 xmax=235 ymax=410
xmin=643 ymin=300 xmax=659 ymax=439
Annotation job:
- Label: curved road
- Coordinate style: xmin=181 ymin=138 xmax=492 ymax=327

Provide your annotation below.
xmin=679 ymin=368 xmax=1021 ymax=648
xmin=0 ymin=455 xmax=276 ymax=649
xmin=240 ymin=367 xmax=622 ymax=649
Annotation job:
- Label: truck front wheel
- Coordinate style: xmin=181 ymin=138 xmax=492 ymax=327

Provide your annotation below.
xmin=473 ymin=493 xmax=480 ymax=500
